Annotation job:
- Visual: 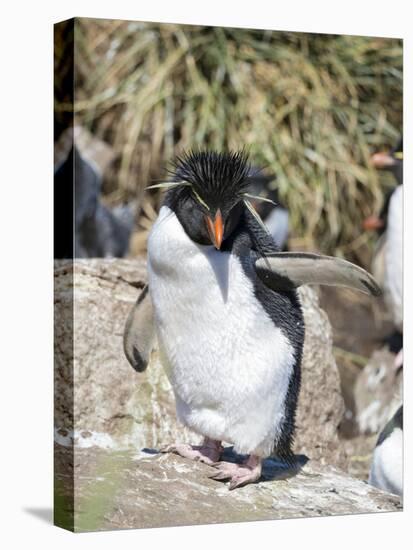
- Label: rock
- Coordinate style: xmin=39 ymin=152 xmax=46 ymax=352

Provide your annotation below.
xmin=295 ymin=286 xmax=345 ymax=466
xmin=354 ymin=347 xmax=402 ymax=435
xmin=54 ymin=259 xmax=196 ymax=451
xmin=318 ymin=285 xmax=395 ymax=439
xmin=340 ymin=434 xmax=378 ymax=481
xmin=54 ymin=444 xmax=401 ymax=532
xmin=54 ymin=259 xmax=344 ymax=465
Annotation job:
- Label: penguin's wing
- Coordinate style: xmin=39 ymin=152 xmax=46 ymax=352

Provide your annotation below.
xmin=255 ymin=252 xmax=381 ymax=296
xmin=123 ymin=285 xmax=155 ymax=372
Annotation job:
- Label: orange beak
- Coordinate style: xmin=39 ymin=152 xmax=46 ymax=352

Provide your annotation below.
xmin=205 ymin=209 xmax=224 ymax=249
xmin=371 ymin=151 xmax=395 ymax=169
xmin=363 ymin=215 xmax=385 ymax=231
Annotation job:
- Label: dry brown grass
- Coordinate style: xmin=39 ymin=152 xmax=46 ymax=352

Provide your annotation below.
xmin=55 ymin=18 xmax=402 ymax=263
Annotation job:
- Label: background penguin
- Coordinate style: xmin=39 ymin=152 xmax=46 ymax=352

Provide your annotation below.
xmin=364 ymin=138 xmax=403 ymax=361
xmin=369 ymin=405 xmax=403 ymax=496
xmin=364 ymin=137 xmax=402 ymax=242
xmin=54 ymin=146 xmax=135 ymax=258
xmin=125 ymin=150 xmax=381 ymax=490
xmin=371 ymin=137 xmax=403 ymax=188
xmin=246 ymin=169 xmax=289 ymax=250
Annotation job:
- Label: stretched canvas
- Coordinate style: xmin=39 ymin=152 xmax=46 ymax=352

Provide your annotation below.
xmin=54 ymin=17 xmax=403 ymax=532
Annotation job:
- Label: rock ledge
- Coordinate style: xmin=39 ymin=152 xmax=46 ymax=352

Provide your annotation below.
xmin=55 ymin=445 xmax=401 ymax=532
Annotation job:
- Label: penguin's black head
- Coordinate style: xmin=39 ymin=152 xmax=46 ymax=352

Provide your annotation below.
xmin=162 ymin=150 xmax=255 ymax=249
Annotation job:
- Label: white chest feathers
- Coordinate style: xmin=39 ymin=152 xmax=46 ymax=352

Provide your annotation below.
xmin=369 ymin=427 xmax=403 ymax=497
xmin=147 ymin=206 xmax=295 ymax=457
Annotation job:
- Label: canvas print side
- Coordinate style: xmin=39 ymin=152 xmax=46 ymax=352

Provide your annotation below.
xmin=54 ymin=18 xmax=75 ymax=532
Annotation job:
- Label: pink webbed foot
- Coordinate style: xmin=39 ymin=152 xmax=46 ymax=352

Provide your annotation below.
xmin=160 ymin=437 xmax=223 ymax=465
xmin=209 ymin=455 xmax=262 ymax=490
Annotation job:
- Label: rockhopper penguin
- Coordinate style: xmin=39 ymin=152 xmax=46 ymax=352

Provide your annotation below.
xmin=364 ymin=138 xmax=403 ymax=365
xmin=124 ymin=150 xmax=381 ymax=490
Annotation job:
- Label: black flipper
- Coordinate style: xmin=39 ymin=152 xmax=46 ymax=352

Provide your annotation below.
xmin=123 ymin=285 xmax=155 ymax=372
xmin=255 ymin=252 xmax=381 ymax=297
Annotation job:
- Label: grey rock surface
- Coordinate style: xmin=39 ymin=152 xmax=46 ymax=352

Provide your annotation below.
xmin=54 ymin=259 xmax=195 ymax=450
xmin=54 ymin=259 xmax=344 ymax=465
xmin=296 ymin=286 xmax=345 ymax=466
xmin=54 ymin=444 xmax=401 ymax=532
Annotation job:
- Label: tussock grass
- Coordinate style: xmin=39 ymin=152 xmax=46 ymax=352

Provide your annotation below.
xmin=58 ymin=19 xmax=402 ymax=262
